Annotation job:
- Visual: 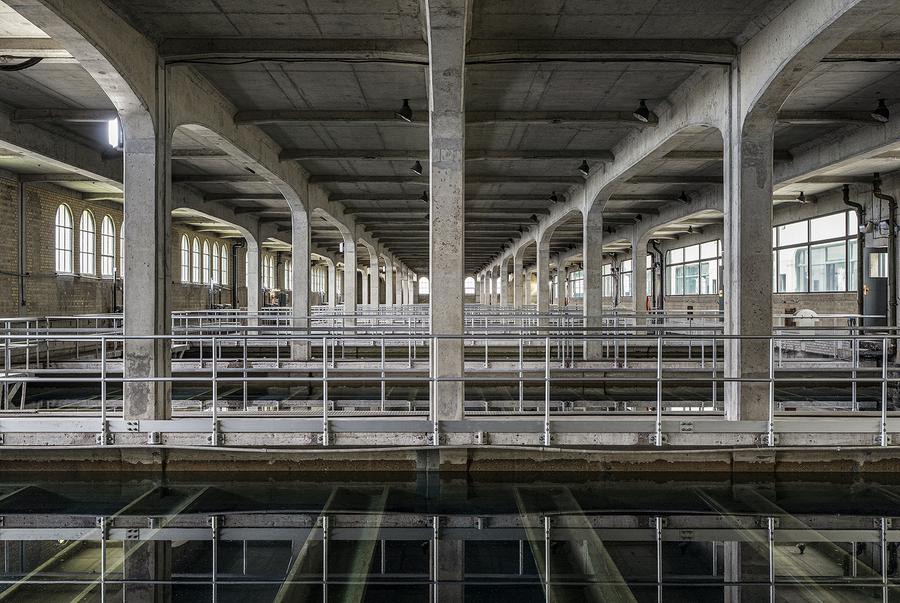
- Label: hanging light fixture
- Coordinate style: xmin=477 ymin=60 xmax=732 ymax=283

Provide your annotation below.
xmin=419 ymin=191 xmax=428 ymax=203
xmin=578 ymin=160 xmax=590 ymax=177
xmin=530 ymin=214 xmax=539 ymax=223
xmin=395 ymin=99 xmax=413 ymax=123
xmin=549 ymin=191 xmax=559 ymax=203
xmin=677 ymin=191 xmax=690 ymax=204
xmin=871 ymin=99 xmax=890 ymax=123
xmin=633 ymin=99 xmax=652 ymax=123
xmin=411 ymin=160 xmax=423 ymax=175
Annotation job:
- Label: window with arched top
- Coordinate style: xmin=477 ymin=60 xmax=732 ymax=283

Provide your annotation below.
xmin=220 ymin=245 xmax=228 ymax=286
xmin=284 ymin=260 xmax=293 ymax=291
xmin=418 ymin=276 xmax=430 ymax=295
xmin=79 ymin=210 xmax=96 ymax=275
xmin=119 ymin=223 xmax=124 ymax=275
xmin=212 ymin=243 xmax=220 ymax=285
xmin=100 ymin=216 xmax=116 ymax=278
xmin=191 ymin=238 xmax=201 ymax=283
xmin=202 ymin=240 xmax=211 ymax=284
xmin=180 ymin=235 xmax=191 ymax=282
xmin=54 ymin=204 xmax=73 ymax=273
xmin=464 ymin=277 xmax=475 ymax=294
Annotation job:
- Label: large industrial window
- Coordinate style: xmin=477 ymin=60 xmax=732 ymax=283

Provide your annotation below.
xmin=419 ymin=276 xmax=430 ymax=295
xmin=54 ymin=204 xmax=74 ymax=274
xmin=569 ymin=270 xmax=584 ymax=299
xmin=202 ymin=241 xmax=211 ymax=284
xmin=180 ymin=235 xmax=191 ymax=282
xmin=283 ymin=260 xmax=293 ymax=291
xmin=646 ymin=254 xmax=654 ymax=297
xmin=464 ymin=277 xmax=475 ymax=294
xmin=774 ymin=210 xmax=857 ymax=293
xmin=119 ymin=224 xmax=124 ymax=274
xmin=601 ymin=264 xmax=614 ymax=297
xmin=191 ymin=238 xmax=201 ymax=283
xmin=212 ymin=243 xmax=220 ymax=285
xmin=79 ymin=210 xmax=96 ymax=276
xmin=100 ymin=216 xmax=116 ymax=278
xmin=220 ymin=245 xmax=228 ymax=286
xmin=666 ymin=240 xmax=721 ymax=295
xmin=312 ymin=265 xmax=326 ymax=294
xmin=621 ymin=260 xmax=633 ymax=297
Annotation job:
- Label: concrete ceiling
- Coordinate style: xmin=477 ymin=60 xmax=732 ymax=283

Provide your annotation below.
xmin=2 ymin=0 xmax=900 ymax=276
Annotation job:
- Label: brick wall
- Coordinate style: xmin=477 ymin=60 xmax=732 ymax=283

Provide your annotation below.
xmin=0 ymin=178 xmax=251 ymax=318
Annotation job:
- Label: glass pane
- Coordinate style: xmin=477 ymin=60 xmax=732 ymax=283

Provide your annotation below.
xmin=777 ymin=246 xmax=808 ymax=293
xmin=622 ymin=273 xmax=632 ymax=297
xmin=621 ymin=259 xmax=632 ymax=273
xmin=683 ymin=263 xmax=700 ymax=295
xmin=700 ymin=240 xmax=718 ymax=259
xmin=669 ymin=248 xmax=683 ymax=264
xmin=869 ymin=251 xmax=888 ymax=278
xmin=699 ymin=259 xmax=718 ymax=294
xmin=684 ymin=244 xmax=700 ymax=263
xmin=777 ymin=221 xmax=808 ymax=247
xmin=848 ymin=241 xmax=858 ymax=292
xmin=810 ymin=241 xmax=846 ymax=292
xmin=810 ymin=212 xmax=846 ymax=242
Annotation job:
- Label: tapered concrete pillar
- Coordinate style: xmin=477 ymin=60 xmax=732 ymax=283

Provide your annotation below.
xmin=512 ymin=252 xmax=524 ymax=308
xmin=290 ymin=207 xmax=310 ymax=360
xmin=724 ymin=118 xmax=775 ymax=421
xmin=384 ymin=257 xmax=394 ymax=306
xmin=632 ymin=234 xmax=649 ymax=324
xmin=499 ymin=258 xmax=509 ymax=305
xmin=554 ymin=259 xmax=565 ymax=306
xmin=244 ymin=237 xmax=261 ymax=314
xmin=342 ymin=237 xmax=357 ymax=316
xmin=361 ymin=269 xmax=369 ymax=305
xmin=536 ymin=239 xmax=551 ymax=316
xmin=122 ymin=117 xmax=171 ymax=420
xmin=427 ymin=0 xmax=468 ymax=423
xmin=369 ymin=255 xmax=380 ymax=309
xmin=325 ymin=258 xmax=336 ymax=307
xmin=584 ymin=204 xmax=604 ymax=359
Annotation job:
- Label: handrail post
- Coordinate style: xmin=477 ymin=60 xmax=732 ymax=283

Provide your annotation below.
xmin=211 ymin=335 xmax=218 ymax=446
xmin=380 ymin=336 xmax=386 ymax=412
xmin=881 ymin=337 xmax=888 ymax=447
xmin=768 ymin=337 xmax=775 ymax=447
xmin=655 ymin=336 xmax=662 ymax=446
xmin=323 ymin=335 xmax=329 ymax=446
xmin=100 ymin=336 xmax=107 ymax=445
xmin=543 ymin=336 xmax=550 ymax=446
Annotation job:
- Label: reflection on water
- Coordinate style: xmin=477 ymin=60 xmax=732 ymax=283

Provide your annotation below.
xmin=0 ymin=474 xmax=898 ymax=602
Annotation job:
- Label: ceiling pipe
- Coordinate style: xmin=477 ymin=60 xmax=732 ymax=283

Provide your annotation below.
xmin=873 ymin=174 xmax=897 ymax=337
xmin=842 ymin=184 xmax=865 ymax=319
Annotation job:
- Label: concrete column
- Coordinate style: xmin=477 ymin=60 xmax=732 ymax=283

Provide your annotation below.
xmin=554 ymin=259 xmax=565 ymax=306
xmin=122 ymin=117 xmax=171 ymax=420
xmin=244 ymin=237 xmax=261 ymax=314
xmin=361 ymin=269 xmax=369 ymax=305
xmin=584 ymin=205 xmax=604 ymax=359
xmin=512 ymin=252 xmax=524 ymax=308
xmin=291 ymin=207 xmax=310 ymax=360
xmin=487 ymin=267 xmax=495 ymax=305
xmin=369 ymin=254 xmax=380 ymax=309
xmin=342 ymin=237 xmax=357 ymax=315
xmin=499 ymin=258 xmax=510 ymax=306
xmin=632 ymin=234 xmax=648 ymax=324
xmin=536 ymin=239 xmax=551 ymax=316
xmin=724 ymin=118 xmax=775 ymax=421
xmin=399 ymin=267 xmax=406 ymax=304
xmin=427 ymin=0 xmax=468 ymax=422
xmin=326 ymin=259 xmax=336 ymax=307
xmin=384 ymin=257 xmax=394 ymax=306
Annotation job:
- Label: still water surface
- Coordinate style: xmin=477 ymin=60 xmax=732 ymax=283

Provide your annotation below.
xmin=0 ymin=474 xmax=898 ymax=602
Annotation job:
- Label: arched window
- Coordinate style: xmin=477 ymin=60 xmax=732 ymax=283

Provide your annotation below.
xmin=54 ymin=204 xmax=73 ymax=273
xmin=220 ymin=245 xmax=228 ymax=286
xmin=180 ymin=235 xmax=191 ymax=282
xmin=100 ymin=216 xmax=116 ymax=277
xmin=79 ymin=210 xmax=96 ymax=275
xmin=119 ymin=223 xmax=124 ymax=275
xmin=191 ymin=237 xmax=201 ymax=283
xmin=464 ymin=276 xmax=475 ymax=294
xmin=418 ymin=276 xmax=430 ymax=295
xmin=202 ymin=240 xmax=211 ymax=284
xmin=284 ymin=260 xmax=293 ymax=291
xmin=212 ymin=243 xmax=220 ymax=285
xmin=265 ymin=255 xmax=274 ymax=289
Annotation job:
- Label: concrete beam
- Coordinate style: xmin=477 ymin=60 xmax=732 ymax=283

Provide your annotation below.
xmin=159 ymin=38 xmax=428 ymax=63
xmin=467 ymin=38 xmax=736 ymax=63
xmin=777 ymin=110 xmax=885 ymax=125
xmin=12 ymin=108 xmax=117 ymax=123
xmin=282 ymin=149 xmax=615 ymax=162
xmin=172 ymin=174 xmax=267 ymax=184
xmin=308 ymin=175 xmax=582 ymax=185
xmin=0 ymin=37 xmax=71 ymax=58
xmin=627 ymin=175 xmax=721 ymax=185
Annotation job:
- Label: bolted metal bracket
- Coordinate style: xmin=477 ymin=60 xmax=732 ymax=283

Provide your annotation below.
xmin=208 ymin=515 xmax=220 ymax=539
xmin=125 ymin=528 xmax=140 ymax=540
xmin=147 ymin=517 xmax=159 ymax=529
xmin=0 ymin=434 xmax=4 ymax=446
xmin=473 ymin=431 xmax=485 ymax=445
xmin=680 ymin=421 xmax=694 ymax=433
xmin=96 ymin=516 xmax=109 ymax=540
xmin=147 ymin=432 xmax=161 ymax=445
xmin=126 ymin=421 xmax=139 ymax=432
xmin=875 ymin=433 xmax=892 ymax=446
xmin=474 ymin=517 xmax=484 ymax=530
xmin=321 ymin=420 xmax=331 ymax=446
xmin=649 ymin=433 xmax=668 ymax=445
xmin=758 ymin=432 xmax=779 ymax=446
xmin=96 ymin=420 xmax=113 ymax=445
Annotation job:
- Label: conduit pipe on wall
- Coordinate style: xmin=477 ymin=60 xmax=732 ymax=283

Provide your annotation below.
xmin=842 ymin=184 xmax=866 ymax=318
xmin=873 ymin=174 xmax=897 ymax=333
xmin=651 ymin=239 xmax=664 ymax=311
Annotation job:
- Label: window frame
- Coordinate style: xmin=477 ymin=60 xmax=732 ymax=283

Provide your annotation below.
xmin=78 ymin=210 xmax=96 ymax=276
xmin=773 ymin=210 xmax=856 ymax=294
xmin=665 ymin=240 xmax=722 ymax=297
xmin=54 ymin=204 xmax=74 ymax=274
